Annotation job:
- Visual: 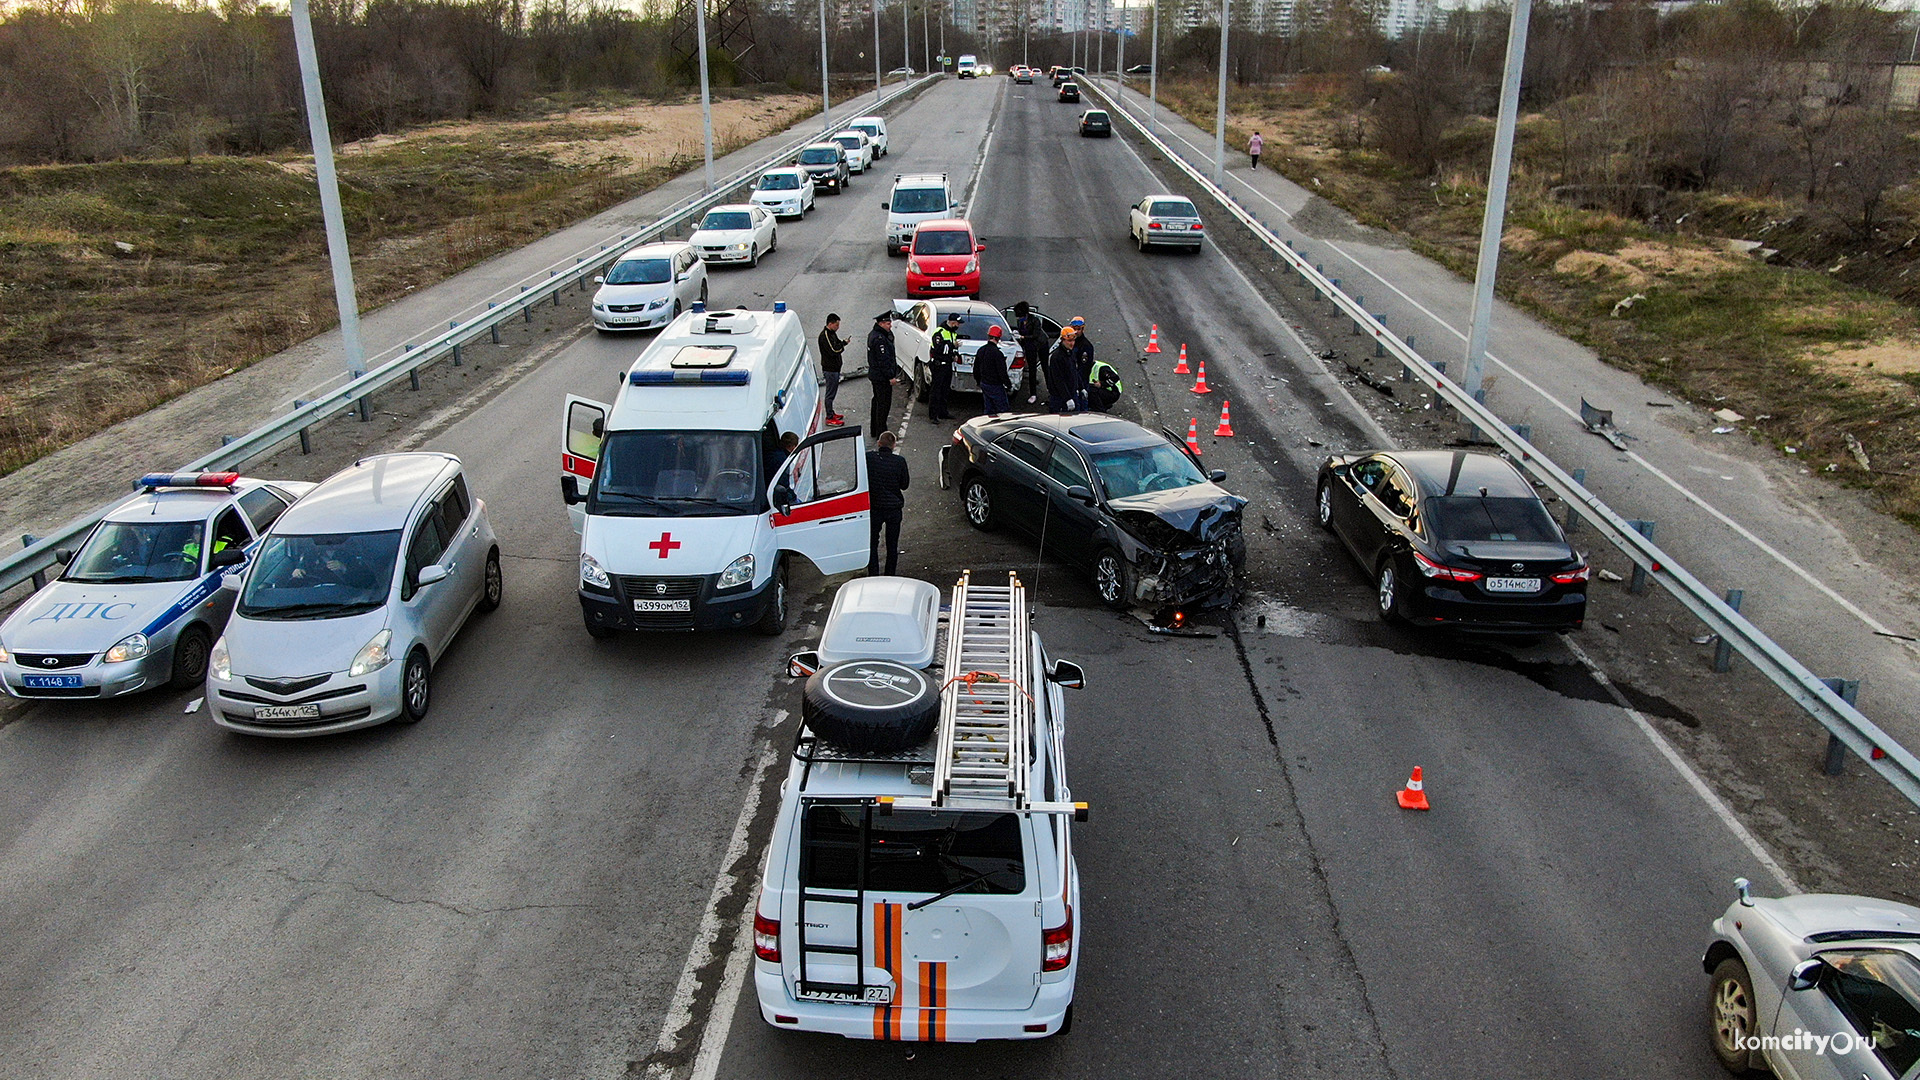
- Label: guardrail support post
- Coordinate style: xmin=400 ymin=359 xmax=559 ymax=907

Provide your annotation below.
xmin=451 ymin=321 xmax=463 ymax=366
xmin=22 ymin=535 xmax=44 ymax=590
xmin=1713 ymin=589 xmax=1744 ymax=672
xmin=489 ymin=302 xmax=501 ymax=344
xmin=1565 ymin=468 xmax=1585 ymax=531
xmin=294 ymin=400 xmax=312 ymax=454
xmin=221 ymin=435 xmax=237 ymax=446
xmin=1512 ymin=424 xmax=1531 ymax=443
xmin=356 ymin=396 xmax=371 ymax=422
xmin=1626 ymin=520 xmax=1656 ymax=594
xmin=578 ymin=257 xmax=589 ymax=291
xmin=552 ymin=270 xmax=562 ymax=307
xmin=521 ymin=286 xmax=532 ymax=323
xmin=1821 ymin=678 xmax=1861 ymax=774
xmin=1374 ymin=327 xmax=1386 ymax=357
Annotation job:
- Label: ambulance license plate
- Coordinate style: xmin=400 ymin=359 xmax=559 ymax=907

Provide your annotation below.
xmin=633 ymin=599 xmax=692 ymax=613
xmin=931 ymin=280 xmax=955 ymax=289
xmin=1485 ymin=577 xmax=1540 ymax=594
xmin=798 ymin=985 xmax=892 ymax=1004
xmin=22 ymin=674 xmax=82 ymax=689
xmin=254 ymin=704 xmax=321 ymax=720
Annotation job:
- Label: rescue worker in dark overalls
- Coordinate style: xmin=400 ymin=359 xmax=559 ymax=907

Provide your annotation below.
xmin=1086 ymin=355 xmax=1123 ymax=413
xmin=927 ymin=310 xmax=960 ymax=424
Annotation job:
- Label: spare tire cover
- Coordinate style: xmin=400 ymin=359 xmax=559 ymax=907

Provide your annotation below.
xmin=802 ymin=659 xmax=941 ymax=754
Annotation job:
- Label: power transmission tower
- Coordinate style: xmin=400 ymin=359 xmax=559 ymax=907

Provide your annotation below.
xmin=671 ymin=0 xmax=762 ymax=84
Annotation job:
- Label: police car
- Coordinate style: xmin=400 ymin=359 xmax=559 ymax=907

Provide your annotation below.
xmin=0 ymin=472 xmax=313 ymax=700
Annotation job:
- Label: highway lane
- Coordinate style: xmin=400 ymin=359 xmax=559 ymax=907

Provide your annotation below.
xmin=0 ymin=73 xmax=1792 ymax=1080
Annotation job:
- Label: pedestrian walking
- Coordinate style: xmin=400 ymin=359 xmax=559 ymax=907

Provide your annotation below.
xmin=975 ymin=325 xmax=1011 ymax=416
xmin=866 ymin=430 xmax=909 ymax=576
xmin=818 ymin=313 xmax=848 ymax=426
xmin=1046 ymin=327 xmax=1083 ymax=414
xmin=867 ymin=310 xmax=899 ymax=437
xmin=927 ymin=311 xmax=961 ymax=423
xmin=1013 ymin=301 xmax=1045 ymax=405
xmin=1248 ymin=131 xmax=1263 ymax=170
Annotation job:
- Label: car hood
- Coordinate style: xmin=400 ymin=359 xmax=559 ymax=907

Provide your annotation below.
xmin=583 ymin=513 xmax=765 ymax=577
xmin=751 ymin=190 xmax=802 ymax=204
xmin=1756 ymin=893 xmax=1920 ymax=942
xmin=1 ymin=578 xmax=212 ymax=650
xmin=224 ymin=605 xmax=389 ymax=678
xmin=595 ymin=282 xmax=672 ymax=305
xmin=690 ymin=229 xmax=753 ymax=245
xmin=911 ymin=253 xmax=972 ymax=272
xmin=1108 ymin=484 xmax=1246 ymax=546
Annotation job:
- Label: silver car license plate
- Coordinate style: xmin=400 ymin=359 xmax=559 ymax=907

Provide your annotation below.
xmin=255 ymin=704 xmax=322 ymax=720
xmin=797 ymin=985 xmax=892 ymax=1004
xmin=1485 ymin=576 xmax=1541 ymax=594
xmin=633 ymin=599 xmax=691 ymax=612
xmin=22 ymin=674 xmax=82 ymax=689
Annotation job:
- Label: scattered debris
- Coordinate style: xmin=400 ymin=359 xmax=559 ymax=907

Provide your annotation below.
xmin=1712 ymin=426 xmax=1737 ymax=434
xmin=185 ymin=697 xmax=203 ymax=713
xmin=1691 ymin=633 xmax=1717 ymax=645
xmin=1784 ymin=445 xmax=1799 ymax=454
xmin=1597 ymin=568 xmax=1625 ymax=582
xmin=1646 ymin=401 xmax=1676 ymax=407
xmin=1580 ymin=398 xmax=1629 ymax=449
xmin=1845 ymin=433 xmax=1871 ymax=472
xmin=1712 ymin=408 xmax=1745 ymax=423
xmin=1610 ymin=292 xmax=1647 ymax=317
xmin=112 ymin=240 xmax=136 ymax=255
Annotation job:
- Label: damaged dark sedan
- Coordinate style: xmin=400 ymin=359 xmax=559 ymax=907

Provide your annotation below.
xmin=939 ymin=415 xmax=1247 ymax=612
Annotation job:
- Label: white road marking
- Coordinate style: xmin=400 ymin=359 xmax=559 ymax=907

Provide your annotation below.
xmin=688 ymin=885 xmax=761 ymax=1080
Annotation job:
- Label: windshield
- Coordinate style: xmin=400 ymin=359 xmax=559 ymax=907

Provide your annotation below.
xmin=891 ymin=187 xmax=947 ymax=214
xmin=799 ymin=147 xmax=838 ymax=164
xmin=699 ymin=211 xmax=751 ymax=231
xmin=802 ymin=805 xmax=1026 ymax=896
xmin=1091 ymin=443 xmax=1209 ymax=498
xmin=913 ymin=229 xmax=974 ymax=256
xmin=605 ymin=258 xmax=671 ymax=285
xmin=1149 ymin=200 xmax=1197 ymax=218
xmin=591 ymin=430 xmax=762 ymax=517
xmin=944 ymin=311 xmax=1009 ymax=340
xmin=64 ymin=520 xmax=203 ymax=583
xmin=1425 ymin=496 xmax=1563 ymax=544
xmin=238 ymin=531 xmax=401 ymax=619
xmin=852 ymin=123 xmax=880 ymax=138
xmin=758 ymin=172 xmax=800 ymax=190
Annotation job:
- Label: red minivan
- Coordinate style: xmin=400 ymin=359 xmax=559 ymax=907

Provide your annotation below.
xmin=905 ymin=219 xmax=983 ymax=299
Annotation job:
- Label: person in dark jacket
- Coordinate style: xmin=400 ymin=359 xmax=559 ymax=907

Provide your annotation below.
xmin=818 ymin=314 xmax=848 ymax=426
xmin=867 ymin=311 xmax=899 ymax=436
xmin=1065 ymin=316 xmax=1095 ymax=410
xmin=1045 ymin=327 xmax=1083 ymax=413
xmin=1013 ymin=301 xmax=1045 ymax=404
xmin=974 ymin=325 xmax=1011 ymax=416
xmin=865 ymin=430 xmax=909 ymax=576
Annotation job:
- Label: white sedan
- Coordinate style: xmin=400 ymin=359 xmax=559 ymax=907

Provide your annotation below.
xmin=830 ymin=130 xmax=874 ymax=174
xmin=1128 ymin=193 xmax=1205 ymax=253
xmin=750 ymin=167 xmax=816 ymax=219
xmin=690 ymin=205 xmax=778 ymax=268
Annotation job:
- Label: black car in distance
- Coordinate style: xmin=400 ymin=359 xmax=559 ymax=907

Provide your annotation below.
xmin=1316 ymin=450 xmax=1588 ymax=633
xmin=1079 ymin=110 xmax=1112 ymax=137
xmin=1058 ymin=82 xmax=1080 ymax=102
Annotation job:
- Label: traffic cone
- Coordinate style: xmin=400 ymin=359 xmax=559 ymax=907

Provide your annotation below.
xmin=1185 ymin=418 xmax=1203 ymax=457
xmin=1190 ymin=359 xmax=1212 ymax=394
xmin=1214 ymin=400 xmax=1235 ymax=437
xmin=1396 ymin=767 xmax=1430 ymax=811
xmin=1144 ymin=324 xmax=1162 ymax=354
xmin=1173 ymin=344 xmax=1190 ymax=375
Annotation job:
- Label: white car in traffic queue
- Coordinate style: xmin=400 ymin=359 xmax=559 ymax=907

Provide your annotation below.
xmin=848 ymin=116 xmax=889 ymax=157
xmin=691 ymin=204 xmax=779 ymax=268
xmin=208 ymin=453 xmax=501 ymax=736
xmin=591 ymin=243 xmax=709 ymax=332
xmin=830 ymin=130 xmax=875 ymax=174
xmin=1128 ymin=194 xmax=1205 ymax=253
xmin=751 ymin=167 xmax=817 ymax=220
xmin=0 ymin=472 xmax=313 ymax=700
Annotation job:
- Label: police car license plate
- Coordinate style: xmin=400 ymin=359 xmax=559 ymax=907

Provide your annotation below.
xmin=1485 ymin=576 xmax=1540 ymax=594
xmin=931 ymin=280 xmax=955 ymax=289
xmin=633 ymin=599 xmax=691 ymax=612
xmin=255 ymin=704 xmax=322 ymax=720
xmin=22 ymin=674 xmax=82 ymax=689
xmin=797 ymin=985 xmax=893 ymax=1004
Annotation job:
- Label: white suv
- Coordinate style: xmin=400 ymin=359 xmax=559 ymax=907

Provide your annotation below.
xmin=849 ymin=116 xmax=889 ymax=157
xmin=753 ymin=572 xmax=1087 ymax=1042
xmin=883 ymin=174 xmax=958 ymax=256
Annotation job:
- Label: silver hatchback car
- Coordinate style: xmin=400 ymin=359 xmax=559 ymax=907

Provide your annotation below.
xmin=208 ymin=453 xmax=501 ymax=737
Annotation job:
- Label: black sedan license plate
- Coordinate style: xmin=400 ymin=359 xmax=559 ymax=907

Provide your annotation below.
xmin=1485 ymin=576 xmax=1541 ymax=594
xmin=254 ymin=704 xmax=321 ymax=720
xmin=23 ymin=674 xmax=82 ymax=689
xmin=633 ymin=599 xmax=691 ymax=613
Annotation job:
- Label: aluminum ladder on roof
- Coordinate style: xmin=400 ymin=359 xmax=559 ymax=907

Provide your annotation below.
xmin=930 ymin=570 xmax=1033 ymax=809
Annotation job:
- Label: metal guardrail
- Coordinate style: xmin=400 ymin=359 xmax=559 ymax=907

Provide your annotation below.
xmin=0 ymin=75 xmax=938 ymax=601
xmin=1087 ymin=78 xmax=1920 ymax=807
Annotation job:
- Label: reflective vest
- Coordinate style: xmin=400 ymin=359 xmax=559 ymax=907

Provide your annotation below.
xmin=1090 ymin=359 xmax=1122 ymax=394
xmin=932 ymin=326 xmax=960 ymax=366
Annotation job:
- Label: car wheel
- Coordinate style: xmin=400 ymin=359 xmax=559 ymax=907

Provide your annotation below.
xmin=1709 ymin=958 xmax=1761 ymax=1073
xmin=478 ymin=547 xmax=503 ymax=612
xmin=753 ymin=560 xmax=788 ymax=636
xmin=915 ymin=361 xmax=930 ymax=403
xmin=1376 ymin=559 xmax=1403 ymax=623
xmin=1092 ymin=549 xmax=1133 ymax=610
xmin=168 ymin=625 xmax=211 ymax=691
xmin=398 ymin=648 xmax=430 ymax=723
xmin=584 ymin=619 xmax=618 ymax=641
xmin=749 ymin=244 xmax=760 ymax=268
xmin=1316 ymin=481 xmax=1335 ymax=531
xmin=769 ymin=230 xmax=778 ymax=253
xmin=672 ymin=299 xmax=682 ymax=320
xmin=962 ymin=475 xmax=995 ymax=531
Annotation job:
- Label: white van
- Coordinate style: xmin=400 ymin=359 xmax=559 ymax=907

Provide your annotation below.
xmin=956 ymin=54 xmax=979 ymax=78
xmin=848 ymin=116 xmax=888 ymax=157
xmin=560 ymin=303 xmax=871 ymax=638
xmin=753 ymin=571 xmax=1088 ymax=1042
xmin=883 ymin=174 xmax=959 ymax=256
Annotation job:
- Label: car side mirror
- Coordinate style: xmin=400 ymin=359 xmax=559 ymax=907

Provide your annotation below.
xmin=976 ymin=242 xmax=986 ymax=252
xmin=415 ymin=563 xmax=449 ymax=588
xmin=593 ymin=275 xmax=605 ymax=285
xmin=1065 ymin=484 xmax=1096 ymax=506
xmin=1047 ymin=659 xmax=1086 ymax=690
xmin=1788 ymin=958 xmax=1826 ymax=992
xmin=1208 ymin=469 xmax=1228 ymax=483
xmin=209 ymin=547 xmax=247 ymax=570
xmin=950 ymin=203 xmax=964 ymax=214
xmin=881 ymin=201 xmax=890 ymax=209
xmin=53 ymin=547 xmax=72 ymax=565
xmin=786 ymin=649 xmax=821 ymax=678
xmin=561 ymin=475 xmax=583 ymax=505
xmin=773 ymin=483 xmax=797 ymax=516
xmin=1331 ymin=462 xmax=1351 ymax=477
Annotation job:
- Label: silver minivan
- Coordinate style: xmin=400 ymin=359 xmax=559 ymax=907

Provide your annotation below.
xmin=208 ymin=453 xmax=501 ymax=737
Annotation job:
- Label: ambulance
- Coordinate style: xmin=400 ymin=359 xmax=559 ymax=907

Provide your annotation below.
xmin=560 ymin=302 xmax=871 ymax=637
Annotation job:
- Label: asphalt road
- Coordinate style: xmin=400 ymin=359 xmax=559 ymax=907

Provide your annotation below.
xmin=0 ymin=75 xmax=1788 ymax=1079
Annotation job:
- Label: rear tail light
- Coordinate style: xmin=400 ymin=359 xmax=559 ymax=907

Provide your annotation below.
xmin=1552 ymin=564 xmax=1591 ymax=584
xmin=1412 ymin=551 xmax=1483 ymax=583
xmin=1191 ymin=222 xmax=1203 ymax=231
xmin=753 ymin=911 xmax=780 ymax=962
xmin=951 ymin=429 xmax=966 ymax=445
xmin=1148 ymin=222 xmax=1163 ymax=229
xmin=1042 ymin=908 xmax=1073 ymax=971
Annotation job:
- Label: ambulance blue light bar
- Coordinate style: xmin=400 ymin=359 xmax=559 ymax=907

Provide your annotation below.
xmin=629 ymin=370 xmax=751 ymax=386
xmin=136 ymin=471 xmax=241 ymax=490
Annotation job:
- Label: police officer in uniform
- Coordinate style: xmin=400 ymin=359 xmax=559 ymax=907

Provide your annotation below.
xmin=927 ymin=311 xmax=961 ymax=423
xmin=867 ymin=310 xmax=899 ymax=437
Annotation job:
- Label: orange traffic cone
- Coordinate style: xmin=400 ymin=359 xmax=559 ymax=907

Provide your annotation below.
xmin=1185 ymin=417 xmax=1203 ymax=457
xmin=1190 ymin=359 xmax=1212 ymax=394
xmin=1144 ymin=324 xmax=1162 ymax=354
xmin=1173 ymin=344 xmax=1190 ymax=375
xmin=1214 ymin=400 xmax=1235 ymax=437
xmin=1396 ymin=767 xmax=1430 ymax=811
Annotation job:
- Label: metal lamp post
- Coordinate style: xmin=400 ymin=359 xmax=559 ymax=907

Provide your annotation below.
xmin=821 ymin=0 xmax=833 ymax=135
xmin=1212 ymin=0 xmax=1228 ymax=184
xmin=694 ymin=0 xmax=716 ymax=191
xmin=874 ymin=0 xmax=885 ymax=103
xmin=1148 ymin=0 xmax=1159 ymax=131
xmin=1460 ymin=0 xmax=1533 ymax=399
xmin=288 ymin=0 xmax=367 ymax=407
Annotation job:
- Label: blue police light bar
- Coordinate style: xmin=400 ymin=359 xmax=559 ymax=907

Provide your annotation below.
xmin=629 ymin=369 xmax=751 ymax=386
xmin=136 ymin=471 xmax=241 ymax=490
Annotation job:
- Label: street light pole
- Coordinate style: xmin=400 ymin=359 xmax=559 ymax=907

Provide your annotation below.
xmin=1116 ymin=0 xmax=1124 ymax=84
xmin=1022 ymin=0 xmax=1028 ymax=66
xmin=1460 ymin=0 xmax=1532 ymax=399
xmin=923 ymin=2 xmax=931 ymax=76
xmin=820 ymin=0 xmax=833 ymax=135
xmin=873 ymin=0 xmax=884 ymax=104
xmin=904 ymin=1 xmax=912 ymax=73
xmin=288 ymin=0 xmax=367 ymax=394
xmin=694 ymin=0 xmax=716 ymax=191
xmin=1212 ymin=0 xmax=1228 ymax=184
xmin=1148 ymin=0 xmax=1159 ymax=131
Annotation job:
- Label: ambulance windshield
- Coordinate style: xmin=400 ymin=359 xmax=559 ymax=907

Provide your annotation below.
xmin=591 ymin=430 xmax=763 ymax=516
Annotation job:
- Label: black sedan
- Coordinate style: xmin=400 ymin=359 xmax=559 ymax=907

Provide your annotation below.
xmin=1316 ymin=450 xmax=1588 ymax=633
xmin=940 ymin=415 xmax=1246 ymax=612
xmin=1079 ymin=109 xmax=1111 ymax=137
xmin=1058 ymin=82 xmax=1080 ymax=103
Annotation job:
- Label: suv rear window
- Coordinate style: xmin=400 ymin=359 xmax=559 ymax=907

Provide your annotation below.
xmin=802 ymin=805 xmax=1026 ymax=896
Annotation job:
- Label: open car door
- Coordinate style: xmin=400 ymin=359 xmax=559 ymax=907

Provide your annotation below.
xmin=771 ymin=427 xmax=870 ymax=574
xmin=561 ymin=395 xmax=608 ymax=534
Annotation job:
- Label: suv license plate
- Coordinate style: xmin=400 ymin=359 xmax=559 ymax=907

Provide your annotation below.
xmin=255 ymin=704 xmax=322 ymax=720
xmin=798 ymin=986 xmax=893 ymax=1004
xmin=633 ymin=599 xmax=691 ymax=612
xmin=22 ymin=674 xmax=83 ymax=689
xmin=1485 ymin=577 xmax=1541 ymax=594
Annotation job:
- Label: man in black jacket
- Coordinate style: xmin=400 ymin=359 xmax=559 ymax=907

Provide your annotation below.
xmin=818 ymin=313 xmax=848 ymax=426
xmin=868 ymin=311 xmax=899 ymax=437
xmin=1013 ymin=301 xmax=1045 ymax=404
xmin=974 ymin=325 xmax=1011 ymax=416
xmin=1045 ymin=327 xmax=1082 ymax=413
xmin=865 ymin=430 xmax=909 ymax=576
